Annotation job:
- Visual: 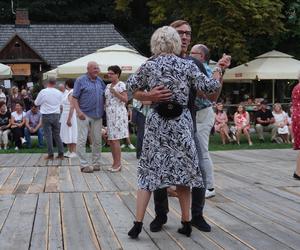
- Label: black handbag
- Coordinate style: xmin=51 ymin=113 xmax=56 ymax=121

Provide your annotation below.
xmin=154 ymin=101 xmax=183 ymax=119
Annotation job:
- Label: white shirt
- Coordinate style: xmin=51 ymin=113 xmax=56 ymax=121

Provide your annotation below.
xmin=11 ymin=111 xmax=26 ymax=122
xmin=0 ymin=92 xmax=6 ymax=103
xmin=35 ymin=87 xmax=63 ymax=114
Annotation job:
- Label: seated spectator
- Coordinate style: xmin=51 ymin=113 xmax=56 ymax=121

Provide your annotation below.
xmin=272 ymin=103 xmax=289 ymax=143
xmin=255 ymin=100 xmax=277 ymax=142
xmin=234 ymin=104 xmax=252 ymax=146
xmin=0 ymin=102 xmax=11 ymax=150
xmin=215 ymin=103 xmax=231 ymax=145
xmin=24 ymin=103 xmax=43 ymax=148
xmin=0 ymin=88 xmax=7 ymax=103
xmin=8 ymin=86 xmax=23 ymax=112
xmin=21 ymin=89 xmax=32 ymax=111
xmin=11 ymin=102 xmax=26 ymax=150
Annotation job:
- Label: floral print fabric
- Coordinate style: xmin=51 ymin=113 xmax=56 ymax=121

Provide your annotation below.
xmin=127 ymin=54 xmax=220 ymax=191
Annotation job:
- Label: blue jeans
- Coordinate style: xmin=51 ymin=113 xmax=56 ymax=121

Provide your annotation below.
xmin=24 ymin=127 xmax=44 ymax=148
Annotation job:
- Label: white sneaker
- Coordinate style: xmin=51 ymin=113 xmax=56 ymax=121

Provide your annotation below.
xmin=68 ymin=152 xmax=77 ymax=158
xmin=121 ymin=144 xmax=126 ymax=149
xmin=128 ymin=144 xmax=136 ymax=150
xmin=64 ymin=151 xmax=71 ymax=158
xmin=0 ymin=146 xmax=2 ymax=150
xmin=3 ymin=145 xmax=7 ymax=150
xmin=15 ymin=146 xmax=19 ymax=151
xmin=21 ymin=137 xmax=26 ymax=144
xmin=205 ymin=189 xmax=216 ymax=199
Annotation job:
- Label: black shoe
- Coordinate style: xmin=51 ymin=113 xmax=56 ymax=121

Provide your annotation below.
xmin=150 ymin=215 xmax=167 ymax=232
xmin=128 ymin=221 xmax=143 ymax=239
xmin=178 ymin=221 xmax=192 ymax=237
xmin=293 ymin=172 xmax=300 ymax=180
xmin=191 ymin=215 xmax=211 ymax=232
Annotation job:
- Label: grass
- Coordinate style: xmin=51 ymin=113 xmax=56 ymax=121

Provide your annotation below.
xmin=0 ymin=133 xmax=292 ymax=154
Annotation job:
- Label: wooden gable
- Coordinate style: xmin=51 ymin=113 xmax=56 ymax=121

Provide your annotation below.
xmin=0 ymin=34 xmax=47 ymax=64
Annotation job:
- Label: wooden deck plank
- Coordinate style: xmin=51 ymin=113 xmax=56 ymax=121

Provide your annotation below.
xmin=0 ymin=150 xmax=299 ymax=249
xmin=27 ymin=167 xmax=48 ymax=194
xmin=0 ymin=195 xmax=15 ymax=232
xmin=217 ymin=189 xmax=300 ymax=234
xmin=0 ymin=167 xmax=25 ymax=194
xmin=45 ymin=167 xmax=59 ymax=193
xmin=61 ymin=193 xmax=100 ymax=250
xmin=30 ymin=193 xmax=49 ymax=250
xmin=13 ymin=166 xmax=37 ymax=194
xmin=68 ymin=166 xmax=89 ymax=192
xmin=82 ymin=172 xmax=104 ymax=192
xmin=48 ymin=193 xmax=63 ymax=250
xmin=204 ymin=203 xmax=291 ymax=250
xmin=0 ymin=194 xmax=38 ymax=250
xmin=216 ymin=202 xmax=300 ymax=249
xmin=97 ymin=192 xmax=159 ymax=250
xmin=83 ymin=193 xmax=122 ymax=249
xmin=120 ymin=192 xmax=201 ymax=250
xmin=58 ymin=166 xmax=74 ymax=192
xmin=0 ymin=168 xmax=14 ymax=189
xmin=94 ymin=171 xmax=118 ymax=192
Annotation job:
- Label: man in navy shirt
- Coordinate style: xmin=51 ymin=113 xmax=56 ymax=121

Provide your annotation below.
xmin=72 ymin=61 xmax=106 ymax=173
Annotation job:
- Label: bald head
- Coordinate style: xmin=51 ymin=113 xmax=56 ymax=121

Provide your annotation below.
xmin=190 ymin=44 xmax=210 ymax=63
xmin=87 ymin=61 xmax=100 ymax=80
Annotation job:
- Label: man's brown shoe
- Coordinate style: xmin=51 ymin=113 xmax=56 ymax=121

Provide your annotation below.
xmin=56 ymin=155 xmax=64 ymax=160
xmin=81 ymin=166 xmax=94 ymax=173
xmin=44 ymin=155 xmax=54 ymax=160
xmin=93 ymin=165 xmax=101 ymax=171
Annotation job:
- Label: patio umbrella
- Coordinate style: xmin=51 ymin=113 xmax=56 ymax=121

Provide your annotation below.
xmin=223 ymin=50 xmax=300 ymax=102
xmin=56 ymin=44 xmax=148 ymax=80
xmin=43 ymin=68 xmax=57 ymax=80
xmin=0 ymin=63 xmax=12 ymax=79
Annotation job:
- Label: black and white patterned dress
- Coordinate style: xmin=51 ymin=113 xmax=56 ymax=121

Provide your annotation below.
xmin=127 ymin=55 xmax=220 ymax=191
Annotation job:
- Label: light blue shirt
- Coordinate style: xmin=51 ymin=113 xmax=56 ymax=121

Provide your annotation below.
xmin=73 ymin=74 xmax=106 ymax=119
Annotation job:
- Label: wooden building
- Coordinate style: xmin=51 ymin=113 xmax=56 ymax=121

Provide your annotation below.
xmin=0 ymin=9 xmax=133 ymax=88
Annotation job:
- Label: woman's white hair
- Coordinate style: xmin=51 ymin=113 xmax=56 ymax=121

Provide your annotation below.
xmin=150 ymin=26 xmax=182 ymax=56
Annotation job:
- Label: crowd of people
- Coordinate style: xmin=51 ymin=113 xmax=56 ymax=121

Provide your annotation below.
xmin=1 ymin=18 xmax=299 ymax=242
xmin=212 ymin=100 xmax=293 ymax=145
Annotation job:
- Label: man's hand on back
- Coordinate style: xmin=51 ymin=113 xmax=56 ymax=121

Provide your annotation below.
xmin=148 ymin=85 xmax=172 ymax=103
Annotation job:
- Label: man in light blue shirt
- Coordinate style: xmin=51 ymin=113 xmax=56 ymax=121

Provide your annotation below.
xmin=190 ymin=44 xmax=226 ymax=198
xmin=73 ymin=61 xmax=106 ymax=173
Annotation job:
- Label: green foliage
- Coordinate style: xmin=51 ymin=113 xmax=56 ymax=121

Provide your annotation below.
xmin=0 ymin=0 xmax=299 ymax=62
xmin=145 ymin=0 xmax=285 ymax=64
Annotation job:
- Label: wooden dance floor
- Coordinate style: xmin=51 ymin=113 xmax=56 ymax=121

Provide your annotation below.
xmin=0 ymin=149 xmax=299 ymax=250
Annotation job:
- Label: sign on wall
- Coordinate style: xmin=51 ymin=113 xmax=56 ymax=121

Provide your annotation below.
xmin=8 ymin=64 xmax=31 ymax=76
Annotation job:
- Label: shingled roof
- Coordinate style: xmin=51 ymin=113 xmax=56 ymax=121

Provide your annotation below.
xmin=0 ymin=23 xmax=134 ymax=68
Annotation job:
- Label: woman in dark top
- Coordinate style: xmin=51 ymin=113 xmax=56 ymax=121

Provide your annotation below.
xmin=0 ymin=102 xmax=11 ymax=150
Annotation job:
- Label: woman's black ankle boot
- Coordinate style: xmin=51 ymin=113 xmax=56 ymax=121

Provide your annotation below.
xmin=128 ymin=221 xmax=143 ymax=239
xmin=177 ymin=221 xmax=192 ymax=237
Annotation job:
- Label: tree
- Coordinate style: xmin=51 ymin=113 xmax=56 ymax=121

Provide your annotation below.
xmin=143 ymin=0 xmax=286 ymax=64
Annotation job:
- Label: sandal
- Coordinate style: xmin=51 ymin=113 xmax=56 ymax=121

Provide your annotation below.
xmin=108 ymin=165 xmax=122 ymax=172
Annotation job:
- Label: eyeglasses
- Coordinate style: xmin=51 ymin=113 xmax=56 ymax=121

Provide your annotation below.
xmin=177 ymin=30 xmax=192 ymax=37
xmin=190 ymin=52 xmax=202 ymax=55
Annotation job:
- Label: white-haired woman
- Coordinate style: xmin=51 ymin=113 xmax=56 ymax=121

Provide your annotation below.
xmin=127 ymin=26 xmax=222 ymax=238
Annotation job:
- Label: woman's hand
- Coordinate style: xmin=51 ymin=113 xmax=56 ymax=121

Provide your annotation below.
xmin=78 ymin=111 xmax=86 ymax=120
xmin=110 ymin=86 xmax=116 ymax=95
xmin=67 ymin=119 xmax=72 ymax=127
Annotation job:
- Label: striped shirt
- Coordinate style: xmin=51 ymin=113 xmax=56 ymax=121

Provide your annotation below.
xmin=73 ymin=74 xmax=106 ymax=119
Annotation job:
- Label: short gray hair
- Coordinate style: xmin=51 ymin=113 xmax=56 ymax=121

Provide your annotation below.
xmin=150 ymin=26 xmax=181 ymax=56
